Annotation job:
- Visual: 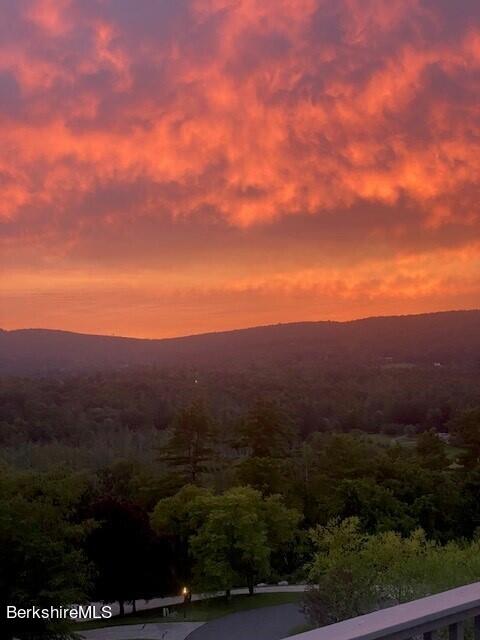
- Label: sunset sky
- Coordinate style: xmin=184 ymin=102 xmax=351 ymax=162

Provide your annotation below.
xmin=1 ymin=0 xmax=480 ymax=338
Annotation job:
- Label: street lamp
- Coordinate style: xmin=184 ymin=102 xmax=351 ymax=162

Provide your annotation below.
xmin=182 ymin=586 xmax=189 ymax=618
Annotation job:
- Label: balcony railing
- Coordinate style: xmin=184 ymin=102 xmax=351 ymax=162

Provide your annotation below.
xmin=291 ymin=582 xmax=480 ymax=640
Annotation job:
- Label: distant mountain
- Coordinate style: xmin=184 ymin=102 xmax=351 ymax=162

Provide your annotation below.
xmin=1 ymin=310 xmax=480 ymax=374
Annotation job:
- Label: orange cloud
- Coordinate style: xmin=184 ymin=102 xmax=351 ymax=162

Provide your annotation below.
xmin=2 ymin=242 xmax=479 ymax=337
xmin=0 ymin=0 xmax=479 ymax=335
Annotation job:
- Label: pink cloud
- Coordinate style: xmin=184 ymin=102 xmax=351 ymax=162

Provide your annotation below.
xmin=0 ymin=0 xmax=479 ymax=335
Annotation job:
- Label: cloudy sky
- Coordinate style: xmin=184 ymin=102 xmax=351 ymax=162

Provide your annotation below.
xmin=1 ymin=0 xmax=479 ymax=337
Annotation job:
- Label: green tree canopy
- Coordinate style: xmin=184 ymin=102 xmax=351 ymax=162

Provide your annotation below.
xmin=190 ymin=487 xmax=300 ymax=597
xmin=416 ymin=430 xmax=448 ymax=470
xmin=151 ymin=484 xmax=210 ymax=588
xmin=304 ymin=517 xmax=480 ymax=626
xmin=450 ymin=408 xmax=480 ymax=469
xmin=0 ymin=469 xmax=90 ymax=640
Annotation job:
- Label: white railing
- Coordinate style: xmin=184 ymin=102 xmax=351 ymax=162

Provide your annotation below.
xmin=291 ymin=582 xmax=480 ymax=640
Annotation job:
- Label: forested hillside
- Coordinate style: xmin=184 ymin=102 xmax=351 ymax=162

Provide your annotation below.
xmin=3 ymin=311 xmax=480 ymax=638
xmin=1 ymin=310 xmax=480 ymax=374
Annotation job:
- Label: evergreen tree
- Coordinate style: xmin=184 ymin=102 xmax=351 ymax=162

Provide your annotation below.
xmin=238 ymin=399 xmax=294 ymax=458
xmin=159 ymin=401 xmax=214 ymax=483
xmin=416 ymin=430 xmax=448 ymax=470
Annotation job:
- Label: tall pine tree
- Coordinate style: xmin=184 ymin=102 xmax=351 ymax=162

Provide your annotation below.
xmin=159 ymin=401 xmax=214 ymax=483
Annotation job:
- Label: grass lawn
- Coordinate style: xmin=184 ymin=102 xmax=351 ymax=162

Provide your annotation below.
xmin=365 ymin=433 xmax=464 ymax=464
xmin=75 ymin=592 xmax=303 ymax=630
xmin=365 ymin=433 xmax=417 ymax=448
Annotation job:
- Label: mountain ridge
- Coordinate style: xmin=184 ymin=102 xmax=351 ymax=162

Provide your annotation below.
xmin=1 ymin=309 xmax=480 ymax=374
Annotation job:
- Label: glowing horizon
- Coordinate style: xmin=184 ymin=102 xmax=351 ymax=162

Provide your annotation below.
xmin=1 ymin=0 xmax=480 ymax=338
xmin=4 ymin=307 xmax=480 ymax=342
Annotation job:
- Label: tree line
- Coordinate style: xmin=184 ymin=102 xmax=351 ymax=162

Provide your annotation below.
xmin=1 ymin=363 xmax=478 ymax=466
xmin=2 ymin=377 xmax=480 ymax=638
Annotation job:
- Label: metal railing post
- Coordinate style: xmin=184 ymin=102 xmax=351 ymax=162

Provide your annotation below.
xmin=475 ymin=615 xmax=480 ymax=640
xmin=449 ymin=622 xmax=464 ymax=640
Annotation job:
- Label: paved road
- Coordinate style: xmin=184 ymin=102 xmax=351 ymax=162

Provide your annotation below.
xmin=185 ymin=603 xmax=307 ymax=640
xmin=88 ymin=585 xmax=307 ymax=619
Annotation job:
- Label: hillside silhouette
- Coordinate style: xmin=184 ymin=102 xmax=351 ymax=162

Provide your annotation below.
xmin=1 ymin=310 xmax=479 ymax=374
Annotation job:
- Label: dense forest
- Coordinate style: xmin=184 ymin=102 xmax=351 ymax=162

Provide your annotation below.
xmin=2 ymin=311 xmax=480 ymax=638
xmin=0 ymin=358 xmax=478 ymax=468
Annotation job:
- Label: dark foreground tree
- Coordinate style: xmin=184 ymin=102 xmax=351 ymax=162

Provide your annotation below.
xmin=86 ymin=499 xmax=169 ymax=616
xmin=0 ymin=470 xmax=90 ymax=640
xmin=151 ymin=484 xmax=209 ymax=589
